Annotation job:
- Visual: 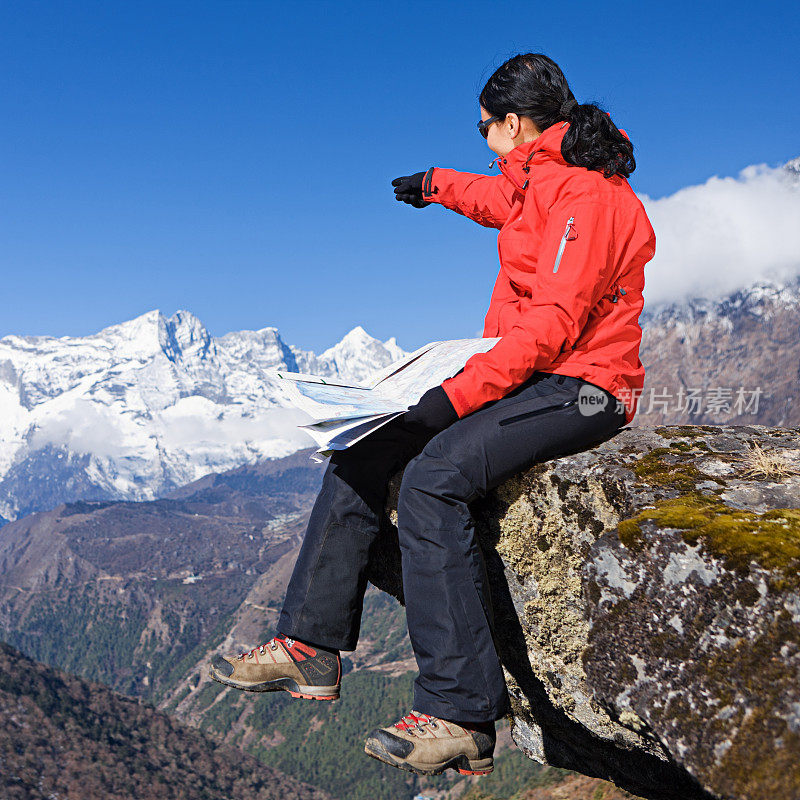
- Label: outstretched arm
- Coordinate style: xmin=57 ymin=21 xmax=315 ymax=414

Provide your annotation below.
xmin=419 ymin=167 xmax=516 ymax=229
xmin=391 ymin=168 xmax=516 ymax=229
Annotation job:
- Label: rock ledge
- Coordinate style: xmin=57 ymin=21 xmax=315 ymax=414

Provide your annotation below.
xmin=372 ymin=424 xmax=800 ymax=800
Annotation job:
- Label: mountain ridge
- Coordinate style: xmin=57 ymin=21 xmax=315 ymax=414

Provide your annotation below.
xmin=0 ymin=313 xmax=406 ymax=523
xmin=3 ymin=272 xmax=800 ymax=523
xmin=636 ymin=274 xmax=800 ymax=426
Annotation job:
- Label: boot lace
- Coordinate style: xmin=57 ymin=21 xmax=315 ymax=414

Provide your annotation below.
xmin=393 ymin=710 xmax=440 ymax=735
xmin=237 ymin=635 xmax=294 ymax=660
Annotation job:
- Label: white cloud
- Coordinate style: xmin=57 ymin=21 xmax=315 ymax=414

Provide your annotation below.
xmin=154 ymin=397 xmax=313 ymax=451
xmin=27 ymin=396 xmax=314 ymax=459
xmin=28 ymin=400 xmax=126 ymax=458
xmin=639 ymin=161 xmax=800 ymax=306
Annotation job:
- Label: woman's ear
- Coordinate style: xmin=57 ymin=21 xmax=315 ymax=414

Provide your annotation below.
xmin=505 ymin=112 xmax=521 ymax=138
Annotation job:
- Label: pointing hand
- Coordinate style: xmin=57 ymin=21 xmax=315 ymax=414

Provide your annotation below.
xmin=391 ymin=172 xmax=431 ymax=208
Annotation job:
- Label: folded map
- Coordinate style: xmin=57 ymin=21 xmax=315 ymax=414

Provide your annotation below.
xmin=274 ymin=337 xmax=501 ymax=461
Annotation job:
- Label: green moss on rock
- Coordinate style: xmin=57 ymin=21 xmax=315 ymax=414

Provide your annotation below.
xmin=654 ymin=425 xmax=718 ymax=439
xmin=668 ymin=441 xmax=693 ymax=452
xmin=617 ymin=493 xmax=800 ymax=587
xmin=617 ymin=518 xmax=646 ymax=552
xmin=631 ymin=448 xmax=704 ymax=492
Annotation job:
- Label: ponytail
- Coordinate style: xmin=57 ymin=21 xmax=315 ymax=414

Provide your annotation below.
xmin=561 ymin=101 xmax=635 ymax=179
xmin=479 ymin=53 xmax=636 ymax=179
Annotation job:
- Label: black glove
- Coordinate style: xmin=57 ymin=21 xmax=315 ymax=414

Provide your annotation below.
xmin=391 ymin=171 xmax=431 ymax=208
xmin=400 ymin=386 xmax=458 ymax=437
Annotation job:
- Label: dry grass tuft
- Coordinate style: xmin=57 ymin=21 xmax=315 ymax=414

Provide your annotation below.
xmin=741 ymin=443 xmax=797 ymax=481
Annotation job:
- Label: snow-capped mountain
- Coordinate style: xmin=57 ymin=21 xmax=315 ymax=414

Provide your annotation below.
xmin=0 ymin=310 xmax=407 ymax=523
xmin=784 ymin=156 xmax=800 ymax=184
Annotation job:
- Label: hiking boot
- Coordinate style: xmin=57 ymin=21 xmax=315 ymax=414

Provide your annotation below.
xmin=209 ymin=634 xmax=341 ymax=700
xmin=364 ymin=710 xmax=495 ymax=776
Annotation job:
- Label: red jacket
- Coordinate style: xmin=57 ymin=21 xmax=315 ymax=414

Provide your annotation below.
xmin=421 ymin=120 xmax=656 ymax=424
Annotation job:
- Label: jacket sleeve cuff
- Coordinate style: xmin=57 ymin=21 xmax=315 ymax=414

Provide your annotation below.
xmin=441 ymin=380 xmax=473 ymax=418
xmin=425 ymin=384 xmax=458 ymax=428
xmin=420 ymin=166 xmax=441 ymax=203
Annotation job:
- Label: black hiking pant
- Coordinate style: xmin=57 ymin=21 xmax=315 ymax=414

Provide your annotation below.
xmin=277 ymin=371 xmax=626 ymax=723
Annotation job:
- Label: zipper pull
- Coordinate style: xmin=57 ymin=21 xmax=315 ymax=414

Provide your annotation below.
xmin=609 ymin=283 xmax=626 ymax=302
xmin=552 ymin=216 xmax=575 ymax=273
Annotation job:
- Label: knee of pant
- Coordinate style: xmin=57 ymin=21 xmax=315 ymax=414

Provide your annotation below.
xmin=398 ymin=445 xmax=448 ymax=488
xmin=397 ymin=445 xmax=474 ymax=510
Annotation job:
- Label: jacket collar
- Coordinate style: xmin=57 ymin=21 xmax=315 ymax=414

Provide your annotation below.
xmin=492 ymin=121 xmax=569 ymax=190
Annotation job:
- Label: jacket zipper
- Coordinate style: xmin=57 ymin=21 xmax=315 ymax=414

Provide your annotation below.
xmin=552 ymin=216 xmax=575 ymax=273
xmin=494 ymin=157 xmax=528 ymax=191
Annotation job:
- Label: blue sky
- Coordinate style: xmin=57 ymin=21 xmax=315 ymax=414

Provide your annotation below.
xmin=2 ymin=1 xmax=798 ymax=353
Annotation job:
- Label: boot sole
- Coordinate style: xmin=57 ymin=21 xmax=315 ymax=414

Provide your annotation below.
xmin=209 ymin=668 xmax=339 ymax=700
xmin=364 ymin=739 xmax=493 ymax=776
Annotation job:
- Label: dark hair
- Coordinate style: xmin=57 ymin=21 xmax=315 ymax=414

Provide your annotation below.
xmin=479 ymin=53 xmax=635 ymax=179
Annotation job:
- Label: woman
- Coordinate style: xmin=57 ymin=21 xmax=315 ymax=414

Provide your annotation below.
xmin=210 ymin=53 xmax=655 ymax=778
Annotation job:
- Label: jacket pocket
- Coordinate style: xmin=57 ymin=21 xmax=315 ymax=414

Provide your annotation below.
xmin=498 ymin=397 xmax=577 ymax=426
xmin=593 ymin=281 xmax=629 ymax=317
xmin=509 ymin=278 xmax=531 ymax=297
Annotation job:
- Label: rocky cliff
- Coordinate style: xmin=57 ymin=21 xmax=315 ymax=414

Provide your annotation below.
xmin=371 ymin=424 xmax=800 ymax=800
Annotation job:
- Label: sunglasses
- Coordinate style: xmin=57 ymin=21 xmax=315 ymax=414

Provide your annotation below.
xmin=477 ymin=115 xmax=502 ymax=139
